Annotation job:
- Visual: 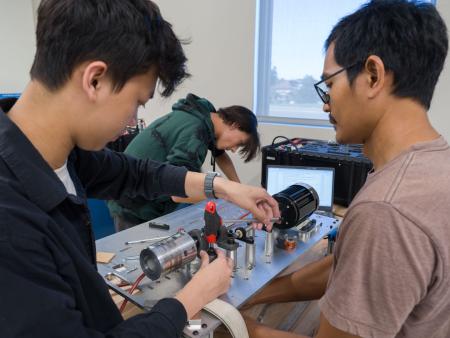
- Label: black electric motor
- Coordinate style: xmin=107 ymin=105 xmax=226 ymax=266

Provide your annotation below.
xmin=273 ymin=183 xmax=319 ymax=229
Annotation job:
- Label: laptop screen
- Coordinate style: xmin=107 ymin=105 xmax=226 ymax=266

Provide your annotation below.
xmin=265 ymin=165 xmax=335 ymax=211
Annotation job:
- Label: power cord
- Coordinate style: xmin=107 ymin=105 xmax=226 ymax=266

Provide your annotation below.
xmin=270 ymin=136 xmax=299 ymax=151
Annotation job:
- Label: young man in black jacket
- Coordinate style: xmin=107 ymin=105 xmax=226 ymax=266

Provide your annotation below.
xmin=0 ymin=1 xmax=279 ymax=337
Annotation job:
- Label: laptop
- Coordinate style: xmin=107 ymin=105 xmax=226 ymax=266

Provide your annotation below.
xmin=265 ymin=165 xmax=335 ymax=215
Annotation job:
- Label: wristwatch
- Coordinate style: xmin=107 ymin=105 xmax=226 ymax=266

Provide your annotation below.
xmin=204 ymin=171 xmax=221 ymax=199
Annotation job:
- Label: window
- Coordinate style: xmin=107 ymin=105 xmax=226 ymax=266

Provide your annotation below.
xmin=254 ymin=0 xmax=436 ymax=126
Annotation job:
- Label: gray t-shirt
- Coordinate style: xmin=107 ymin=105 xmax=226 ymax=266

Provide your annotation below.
xmin=319 ymin=137 xmax=450 ymax=338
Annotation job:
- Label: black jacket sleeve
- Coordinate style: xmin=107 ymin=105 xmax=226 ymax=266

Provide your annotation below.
xmin=110 ymin=299 xmax=187 ymax=337
xmin=71 ymin=148 xmax=188 ymax=201
xmin=0 ymin=195 xmax=188 ymax=338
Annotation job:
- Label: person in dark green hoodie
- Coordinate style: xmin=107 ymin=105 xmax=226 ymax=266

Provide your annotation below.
xmin=108 ymin=93 xmax=260 ymax=230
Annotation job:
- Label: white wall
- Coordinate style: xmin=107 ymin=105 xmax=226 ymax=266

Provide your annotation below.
xmin=145 ymin=0 xmax=257 ymax=120
xmin=429 ymin=0 xmax=450 ymax=141
xmin=0 ymin=0 xmax=36 ymax=93
xmin=1 ymin=0 xmax=449 ymax=186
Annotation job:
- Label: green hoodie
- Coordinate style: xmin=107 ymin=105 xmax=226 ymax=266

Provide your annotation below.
xmin=108 ymin=93 xmax=223 ymax=224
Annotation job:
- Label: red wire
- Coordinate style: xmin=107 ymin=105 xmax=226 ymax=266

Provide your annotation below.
xmin=119 ymin=272 xmax=146 ymax=313
xmin=239 ymin=211 xmax=251 ymax=220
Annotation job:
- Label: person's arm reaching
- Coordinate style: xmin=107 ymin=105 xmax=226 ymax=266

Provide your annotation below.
xmin=75 ymin=148 xmax=188 ymax=201
xmin=243 ymin=255 xmax=333 ymax=308
xmin=245 ymin=313 xmax=361 ymax=338
xmin=182 ymin=171 xmax=280 ymax=228
xmin=170 ymin=195 xmax=203 ymax=204
xmin=243 ymin=255 xmax=361 ymax=338
xmin=76 ymin=149 xmax=279 ymax=227
xmin=215 ymin=152 xmax=240 ymax=183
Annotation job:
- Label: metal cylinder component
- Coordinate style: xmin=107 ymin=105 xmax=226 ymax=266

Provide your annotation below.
xmin=264 ymin=231 xmax=274 ymax=263
xmin=140 ymin=231 xmax=197 ymax=281
xmin=226 ymin=248 xmax=238 ymax=272
xmin=245 ymin=228 xmax=255 ymax=270
xmin=273 ymin=183 xmax=319 ymax=230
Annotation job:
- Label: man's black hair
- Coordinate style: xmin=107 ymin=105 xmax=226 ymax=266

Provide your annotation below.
xmin=217 ymin=106 xmax=260 ymax=162
xmin=30 ymin=0 xmax=189 ymax=96
xmin=325 ymin=0 xmax=448 ymax=109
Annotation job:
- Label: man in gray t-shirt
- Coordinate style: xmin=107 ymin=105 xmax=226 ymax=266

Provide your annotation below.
xmin=319 ymin=137 xmax=450 ymax=338
xmin=243 ymin=1 xmax=450 ymax=338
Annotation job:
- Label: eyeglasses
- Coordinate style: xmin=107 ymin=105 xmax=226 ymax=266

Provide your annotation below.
xmin=313 ymin=62 xmax=360 ymax=104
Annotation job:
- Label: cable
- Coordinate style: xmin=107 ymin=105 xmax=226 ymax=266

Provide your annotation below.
xmin=119 ymin=272 xmax=146 ymax=313
xmin=239 ymin=211 xmax=251 ymax=220
xmin=270 ymin=136 xmax=299 ymax=151
xmin=271 ymin=135 xmax=290 ymax=145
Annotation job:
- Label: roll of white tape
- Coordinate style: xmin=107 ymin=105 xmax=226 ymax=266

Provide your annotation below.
xmin=203 ymin=299 xmax=249 ymax=338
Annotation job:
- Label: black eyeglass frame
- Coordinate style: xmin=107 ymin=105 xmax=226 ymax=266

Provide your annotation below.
xmin=313 ymin=62 xmax=361 ymax=104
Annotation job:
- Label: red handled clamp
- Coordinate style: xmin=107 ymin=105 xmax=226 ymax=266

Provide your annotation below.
xmin=204 ymin=201 xmax=223 ymax=244
xmin=203 ymin=201 xmax=226 ymax=261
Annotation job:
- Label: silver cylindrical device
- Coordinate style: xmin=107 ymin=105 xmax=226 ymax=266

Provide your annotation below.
xmin=140 ymin=231 xmax=197 ymax=281
xmin=273 ymin=183 xmax=319 ymax=230
xmin=264 ymin=231 xmax=274 ymax=263
xmin=226 ymin=248 xmax=238 ymax=273
xmin=245 ymin=228 xmax=255 ymax=270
